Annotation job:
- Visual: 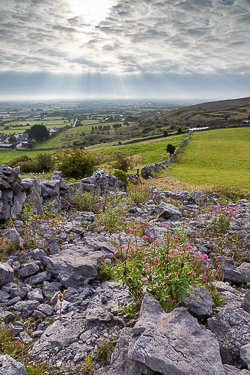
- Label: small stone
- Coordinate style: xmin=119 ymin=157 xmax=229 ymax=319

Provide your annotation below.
xmin=19 ymin=331 xmax=33 ymax=344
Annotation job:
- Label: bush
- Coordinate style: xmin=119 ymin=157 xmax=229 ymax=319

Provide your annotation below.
xmin=113 ymin=169 xmax=129 ymax=187
xmin=8 ymin=153 xmax=54 ymax=173
xmin=166 ymin=143 xmax=176 ymax=155
xmin=111 ymin=152 xmax=133 ymax=172
xmin=54 ymin=148 xmax=97 ymax=178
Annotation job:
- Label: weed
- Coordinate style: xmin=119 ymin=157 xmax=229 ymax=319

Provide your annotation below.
xmin=97 ymin=339 xmax=117 ymax=362
xmin=127 ymin=184 xmax=151 ymax=205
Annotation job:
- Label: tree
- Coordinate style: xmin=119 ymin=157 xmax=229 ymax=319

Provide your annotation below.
xmin=28 ymin=124 xmax=49 ymax=141
xmin=166 ymin=144 xmax=176 ymax=155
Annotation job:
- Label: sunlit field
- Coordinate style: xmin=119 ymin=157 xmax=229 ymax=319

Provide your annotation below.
xmin=169 ymin=128 xmax=250 ymax=190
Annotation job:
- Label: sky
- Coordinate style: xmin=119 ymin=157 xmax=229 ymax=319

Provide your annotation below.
xmin=0 ymin=0 xmax=250 ymax=100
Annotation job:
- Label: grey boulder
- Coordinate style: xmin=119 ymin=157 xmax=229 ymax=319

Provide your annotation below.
xmin=45 ymin=246 xmax=103 ymax=287
xmin=208 ymin=307 xmax=250 ymax=365
xmin=157 ymin=202 xmax=182 ymax=220
xmin=0 ymin=354 xmax=28 ymax=375
xmin=184 ymin=286 xmax=214 ymax=319
xmin=0 ymin=263 xmax=14 ymax=287
xmin=128 ymin=295 xmax=225 ymax=374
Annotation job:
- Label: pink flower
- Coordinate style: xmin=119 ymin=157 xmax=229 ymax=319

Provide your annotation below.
xmin=145 ymin=263 xmax=150 ymax=267
xmin=202 ymin=254 xmax=209 ymax=260
xmin=170 ymin=237 xmax=175 ymax=241
xmin=194 ymin=252 xmax=202 ymax=257
xmin=142 ymin=257 xmax=146 ymax=260
xmin=121 ymin=245 xmax=126 ymax=249
xmin=146 ymin=268 xmax=151 ymax=273
xmin=128 ymin=228 xmax=133 ymax=232
xmin=141 ymin=277 xmax=148 ymax=282
xmin=142 ymin=235 xmax=148 ymax=240
xmin=162 ymin=223 xmax=167 ymax=227
xmin=176 ymin=272 xmax=180 ymax=276
xmin=189 ymin=272 xmax=194 ymax=275
xmin=155 ymin=240 xmax=160 ymax=244
xmin=150 ymin=236 xmax=155 ymax=240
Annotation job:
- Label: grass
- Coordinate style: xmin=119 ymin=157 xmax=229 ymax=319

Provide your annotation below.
xmin=169 ymin=128 xmax=250 ymax=190
xmin=89 ymin=134 xmax=186 ymax=170
xmin=0 ymin=150 xmax=54 ymax=164
xmin=0 ymin=326 xmax=57 ymax=374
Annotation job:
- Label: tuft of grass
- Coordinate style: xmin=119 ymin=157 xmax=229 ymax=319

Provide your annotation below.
xmin=0 ymin=326 xmax=59 ymax=374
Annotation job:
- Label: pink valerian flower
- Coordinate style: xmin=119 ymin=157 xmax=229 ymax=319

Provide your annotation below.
xmin=170 ymin=237 xmax=175 ymax=241
xmin=128 ymin=228 xmax=133 ymax=232
xmin=203 ymin=276 xmax=208 ymax=280
xmin=141 ymin=277 xmax=148 ymax=282
xmin=146 ymin=268 xmax=151 ymax=273
xmin=202 ymin=254 xmax=209 ymax=260
xmin=176 ymin=272 xmax=180 ymax=276
xmin=178 ymin=247 xmax=183 ymax=251
xmin=121 ymin=245 xmax=126 ymax=249
xmin=162 ymin=223 xmax=167 ymax=227
xmin=152 ymin=257 xmax=160 ymax=262
xmin=145 ymin=263 xmax=150 ymax=267
xmin=142 ymin=257 xmax=146 ymax=260
xmin=194 ymin=252 xmax=202 ymax=257
xmin=150 ymin=236 xmax=155 ymax=240
xmin=166 ymin=254 xmax=172 ymax=258
xmin=155 ymin=240 xmax=160 ymax=244
xmin=142 ymin=235 xmax=148 ymax=240
xmin=189 ymin=272 xmax=194 ymax=275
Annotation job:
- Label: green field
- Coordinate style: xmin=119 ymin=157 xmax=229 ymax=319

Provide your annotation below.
xmin=0 ymin=149 xmax=54 ymax=164
xmin=169 ymin=128 xmax=250 ymax=190
xmin=89 ymin=134 xmax=186 ymax=169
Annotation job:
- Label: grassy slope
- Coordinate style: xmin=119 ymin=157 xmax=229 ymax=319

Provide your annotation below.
xmin=89 ymin=134 xmax=186 ymax=169
xmin=169 ymin=128 xmax=250 ymax=190
xmin=0 ymin=150 xmax=54 ymax=164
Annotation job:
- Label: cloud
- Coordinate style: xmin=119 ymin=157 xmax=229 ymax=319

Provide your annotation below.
xmin=0 ymin=0 xmax=249 ymax=81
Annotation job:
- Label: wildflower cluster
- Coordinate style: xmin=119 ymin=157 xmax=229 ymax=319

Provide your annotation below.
xmin=209 ymin=204 xmax=241 ymax=234
xmin=101 ymin=228 xmax=216 ymax=312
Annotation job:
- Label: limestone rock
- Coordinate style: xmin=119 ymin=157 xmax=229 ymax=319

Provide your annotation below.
xmin=157 ymin=202 xmax=182 ymax=220
xmin=184 ymin=286 xmax=214 ymax=319
xmin=0 ymin=263 xmax=14 ymax=287
xmin=208 ymin=307 xmax=250 ymax=365
xmin=45 ymin=246 xmax=103 ymax=287
xmin=128 ymin=295 xmax=225 ymax=375
xmin=0 ymin=354 xmax=28 ymax=375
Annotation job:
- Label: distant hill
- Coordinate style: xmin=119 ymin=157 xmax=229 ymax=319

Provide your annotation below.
xmin=138 ymin=97 xmax=250 ymax=133
xmin=157 ymin=96 xmax=250 ymax=130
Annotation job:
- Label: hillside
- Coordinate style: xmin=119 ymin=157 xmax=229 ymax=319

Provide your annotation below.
xmin=139 ymin=96 xmax=250 ymax=133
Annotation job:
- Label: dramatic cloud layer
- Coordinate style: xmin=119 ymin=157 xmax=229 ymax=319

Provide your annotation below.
xmin=1 ymin=0 xmax=250 ymax=75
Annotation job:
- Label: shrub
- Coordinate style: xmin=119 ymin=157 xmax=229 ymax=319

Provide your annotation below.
xmin=113 ymin=169 xmax=129 ymax=187
xmin=8 ymin=153 xmax=54 ymax=173
xmin=166 ymin=143 xmax=176 ymax=155
xmin=111 ymin=152 xmax=133 ymax=172
xmin=54 ymin=148 xmax=97 ymax=178
xmin=127 ymin=184 xmax=151 ymax=205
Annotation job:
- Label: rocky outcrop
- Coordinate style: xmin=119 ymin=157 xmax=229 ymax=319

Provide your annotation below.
xmin=107 ymin=295 xmax=225 ymax=375
xmin=0 ymin=165 xmax=26 ymax=221
xmin=81 ymin=169 xmax=125 ymax=192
